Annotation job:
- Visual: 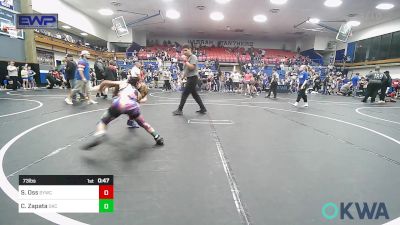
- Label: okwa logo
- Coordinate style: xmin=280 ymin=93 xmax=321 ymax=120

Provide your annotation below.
xmin=322 ymin=202 xmax=389 ymax=220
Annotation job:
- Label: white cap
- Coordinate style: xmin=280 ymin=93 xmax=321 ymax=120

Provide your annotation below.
xmin=80 ymin=50 xmax=90 ymax=56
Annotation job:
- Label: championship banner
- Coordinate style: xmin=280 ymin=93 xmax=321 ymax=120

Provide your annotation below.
xmin=0 ymin=0 xmax=14 ymax=10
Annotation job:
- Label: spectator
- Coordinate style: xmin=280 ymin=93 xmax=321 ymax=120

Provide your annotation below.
xmin=65 ymin=54 xmax=79 ymax=99
xmin=65 ymin=50 xmax=97 ymax=105
xmin=94 ymin=58 xmax=105 ymax=97
xmin=293 ymin=65 xmax=310 ymax=107
xmin=313 ymin=75 xmax=321 ymax=93
xmin=94 ymin=58 xmax=105 ymax=81
xmin=323 ymin=75 xmax=330 ymax=95
xmin=266 ymin=68 xmax=278 ymax=99
xmin=213 ymin=70 xmax=220 ymax=92
xmin=90 ymin=68 xmax=96 ymax=87
xmin=351 ymin=73 xmax=360 ymax=97
xmin=379 ymin=71 xmax=392 ymax=103
xmin=162 ymin=69 xmax=172 ymax=91
xmin=21 ymin=64 xmax=29 ymax=89
xmin=359 ymin=77 xmax=367 ymax=96
xmin=130 ymin=62 xmax=142 ymax=80
xmin=7 ymin=61 xmax=19 ymax=90
xmin=101 ymin=60 xmax=118 ymax=99
xmin=339 ymin=82 xmax=352 ymax=96
xmin=46 ymin=68 xmax=62 ymax=89
xmin=27 ymin=65 xmax=37 ymax=89
xmin=232 ymin=70 xmax=240 ymax=92
xmin=105 ymin=61 xmax=118 ymax=81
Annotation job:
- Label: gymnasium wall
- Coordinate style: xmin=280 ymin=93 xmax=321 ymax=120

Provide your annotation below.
xmin=348 ymin=18 xmax=400 ymax=43
xmin=296 ymin=35 xmax=315 ymax=52
xmin=0 ymin=37 xmax=26 ymax=62
xmin=0 ymin=0 xmax=25 ymax=62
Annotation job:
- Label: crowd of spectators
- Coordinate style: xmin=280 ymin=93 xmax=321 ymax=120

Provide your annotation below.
xmin=34 ymin=29 xmax=108 ymax=52
xmin=4 ymin=38 xmax=398 ymax=102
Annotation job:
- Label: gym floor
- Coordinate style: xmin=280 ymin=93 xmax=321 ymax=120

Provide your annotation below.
xmin=0 ymin=89 xmax=399 ymax=225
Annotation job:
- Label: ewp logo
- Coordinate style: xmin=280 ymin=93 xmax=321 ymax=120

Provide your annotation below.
xmin=17 ymin=14 xmax=58 ymax=29
xmin=322 ymin=202 xmax=389 ymax=220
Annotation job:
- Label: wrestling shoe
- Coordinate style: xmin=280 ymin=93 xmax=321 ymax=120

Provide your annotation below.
xmin=154 ymin=135 xmax=164 ymax=145
xmin=65 ymin=97 xmax=73 ymax=105
xmin=172 ymin=109 xmax=183 ymax=116
xmin=196 ymin=109 xmax=207 ymax=114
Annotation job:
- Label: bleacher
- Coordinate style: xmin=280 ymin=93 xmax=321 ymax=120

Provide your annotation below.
xmin=137 ymin=46 xmax=179 ymax=60
xmin=143 ymin=61 xmax=159 ymax=71
xmin=198 ymin=47 xmax=238 ymax=63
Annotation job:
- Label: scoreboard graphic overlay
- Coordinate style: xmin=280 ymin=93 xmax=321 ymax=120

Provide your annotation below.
xmin=18 ymin=175 xmax=114 ymax=213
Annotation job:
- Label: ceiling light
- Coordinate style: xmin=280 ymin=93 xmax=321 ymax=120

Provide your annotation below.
xmin=98 ymin=9 xmax=114 ymax=16
xmin=215 ymin=0 xmax=231 ymax=3
xmin=253 ymin=14 xmax=267 ymax=23
xmin=270 ymin=0 xmax=288 ymax=5
xmin=308 ymin=18 xmax=320 ymax=24
xmin=347 ymin=20 xmax=361 ymax=27
xmin=166 ymin=9 xmax=180 ymax=19
xmin=210 ymin=12 xmax=224 ymax=21
xmin=324 ymin=0 xmax=342 ymax=7
xmin=376 ymin=3 xmax=394 ymax=10
xmin=62 ymin=25 xmax=71 ymax=29
xmin=80 ymin=33 xmax=88 ymax=36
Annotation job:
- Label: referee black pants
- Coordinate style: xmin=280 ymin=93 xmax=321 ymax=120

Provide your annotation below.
xmin=363 ymin=83 xmax=381 ymax=103
xmin=178 ymin=76 xmax=206 ymax=111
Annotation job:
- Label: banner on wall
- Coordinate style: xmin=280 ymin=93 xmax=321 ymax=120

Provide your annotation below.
xmin=16 ymin=14 xmax=58 ymax=29
xmin=37 ymin=49 xmax=55 ymax=66
xmin=188 ymin=39 xmax=254 ymax=47
xmin=0 ymin=8 xmax=24 ymax=39
xmin=0 ymin=0 xmax=13 ymax=10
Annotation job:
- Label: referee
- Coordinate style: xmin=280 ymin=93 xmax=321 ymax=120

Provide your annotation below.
xmin=173 ymin=44 xmax=207 ymax=115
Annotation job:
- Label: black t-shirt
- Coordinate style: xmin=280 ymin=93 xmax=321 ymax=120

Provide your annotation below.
xmin=65 ymin=61 xmax=77 ymax=80
xmin=94 ymin=61 xmax=105 ymax=79
xmin=104 ymin=66 xmax=117 ymax=81
xmin=385 ymin=74 xmax=392 ymax=87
